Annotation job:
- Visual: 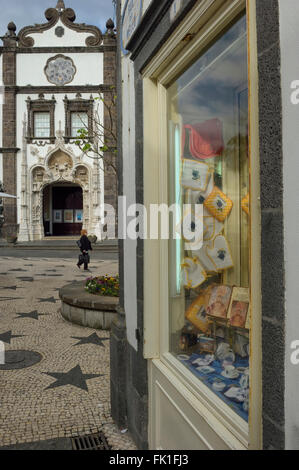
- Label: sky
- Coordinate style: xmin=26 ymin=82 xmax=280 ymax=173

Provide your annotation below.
xmin=0 ymin=0 xmax=116 ymax=37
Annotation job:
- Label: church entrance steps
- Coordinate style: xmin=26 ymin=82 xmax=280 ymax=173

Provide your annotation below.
xmin=0 ymin=239 xmax=118 ymax=252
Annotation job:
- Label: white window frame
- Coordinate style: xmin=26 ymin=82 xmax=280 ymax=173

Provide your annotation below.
xmin=143 ymin=0 xmax=262 ymax=449
xmin=34 ymin=112 xmax=50 ymax=138
xmin=71 ymin=112 xmax=89 ymax=138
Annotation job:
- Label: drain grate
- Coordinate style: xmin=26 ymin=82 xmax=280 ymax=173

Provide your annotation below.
xmin=71 ymin=431 xmax=111 ymax=450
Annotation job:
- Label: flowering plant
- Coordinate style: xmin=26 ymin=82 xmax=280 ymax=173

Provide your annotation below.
xmin=85 ymin=274 xmax=119 ymax=297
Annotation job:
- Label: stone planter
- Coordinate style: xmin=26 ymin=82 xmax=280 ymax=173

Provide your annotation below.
xmin=59 ymin=281 xmax=118 ymax=330
xmin=6 ymin=235 xmax=17 ymax=244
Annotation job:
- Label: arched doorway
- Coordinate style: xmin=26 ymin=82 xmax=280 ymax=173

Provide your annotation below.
xmin=43 ymin=182 xmax=83 ymax=237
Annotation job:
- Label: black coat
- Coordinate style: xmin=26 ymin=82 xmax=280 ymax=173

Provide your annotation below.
xmin=80 ymin=235 xmax=92 ymax=252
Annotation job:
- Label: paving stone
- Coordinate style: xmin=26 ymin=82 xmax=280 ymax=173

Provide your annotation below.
xmin=0 ymin=255 xmax=136 ymax=450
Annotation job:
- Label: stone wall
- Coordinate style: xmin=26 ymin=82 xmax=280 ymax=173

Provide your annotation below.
xmin=1 ymin=28 xmax=18 ymax=236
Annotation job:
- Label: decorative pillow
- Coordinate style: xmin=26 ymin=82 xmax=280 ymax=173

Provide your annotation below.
xmin=181 ymin=205 xmax=203 ymax=245
xmin=206 ymin=235 xmax=234 ymax=271
xmin=204 ymin=186 xmax=233 ymax=222
xmin=185 ymin=175 xmax=214 ymax=206
xmin=202 ymin=207 xmax=223 ymax=242
xmin=181 ymin=159 xmax=211 ymax=192
xmin=185 ymin=287 xmax=212 ymax=333
xmin=241 ymin=193 xmax=249 ymax=215
xmin=181 ymin=257 xmax=207 ymax=289
xmin=191 ymin=242 xmax=218 ymax=273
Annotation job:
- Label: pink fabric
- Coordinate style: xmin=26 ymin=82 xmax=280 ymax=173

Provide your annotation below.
xmin=182 ymin=118 xmax=224 ymax=160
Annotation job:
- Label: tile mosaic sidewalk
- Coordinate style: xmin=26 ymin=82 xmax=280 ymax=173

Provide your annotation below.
xmin=0 ymin=255 xmax=137 ymax=450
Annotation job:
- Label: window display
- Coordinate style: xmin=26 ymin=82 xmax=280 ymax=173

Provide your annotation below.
xmin=168 ymin=15 xmax=250 ymax=422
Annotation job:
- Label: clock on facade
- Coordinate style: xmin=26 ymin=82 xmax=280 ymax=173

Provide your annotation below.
xmin=44 ymin=55 xmax=76 ymax=86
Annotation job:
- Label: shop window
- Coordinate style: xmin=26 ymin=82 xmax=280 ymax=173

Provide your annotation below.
xmin=168 ymin=16 xmax=250 ymax=422
xmin=26 ymin=94 xmax=56 ymax=143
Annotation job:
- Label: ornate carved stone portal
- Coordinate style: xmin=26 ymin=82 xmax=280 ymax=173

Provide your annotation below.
xmin=18 ymin=131 xmax=101 ymax=241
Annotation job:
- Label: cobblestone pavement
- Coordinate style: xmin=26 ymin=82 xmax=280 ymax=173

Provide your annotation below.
xmin=0 ymin=255 xmax=137 ymax=450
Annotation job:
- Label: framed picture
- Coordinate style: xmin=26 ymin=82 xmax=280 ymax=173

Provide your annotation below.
xmin=75 ymin=210 xmax=83 ymax=223
xmin=64 ymin=209 xmax=74 ymax=223
xmin=198 ymin=336 xmax=216 ymax=354
xmin=53 ymin=210 xmax=62 ymax=223
xmin=206 ymin=285 xmax=232 ymax=319
xmin=227 ymin=287 xmax=250 ymax=329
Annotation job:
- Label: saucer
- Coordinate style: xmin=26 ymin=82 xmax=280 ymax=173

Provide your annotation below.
xmin=221 ymin=370 xmax=239 ymax=379
xmin=177 ymin=354 xmax=190 ymax=361
xmin=192 ymin=354 xmax=214 ymax=367
xmin=197 ymin=366 xmax=215 ymax=374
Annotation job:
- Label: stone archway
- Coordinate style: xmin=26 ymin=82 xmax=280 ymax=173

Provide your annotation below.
xmin=18 ymin=143 xmax=99 ymax=241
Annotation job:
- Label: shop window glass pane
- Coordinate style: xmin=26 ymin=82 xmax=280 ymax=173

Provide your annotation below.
xmin=168 ymin=15 xmax=250 ymax=422
xmin=34 ymin=112 xmax=50 ymax=137
xmin=71 ymin=112 xmax=88 ymax=137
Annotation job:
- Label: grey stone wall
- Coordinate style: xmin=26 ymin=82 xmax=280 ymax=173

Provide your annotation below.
xmin=256 ymin=0 xmax=285 ymax=450
xmin=1 ymin=28 xmax=18 ymax=236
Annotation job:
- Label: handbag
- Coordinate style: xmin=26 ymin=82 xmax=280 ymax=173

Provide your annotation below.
xmin=83 ymin=253 xmax=90 ymax=264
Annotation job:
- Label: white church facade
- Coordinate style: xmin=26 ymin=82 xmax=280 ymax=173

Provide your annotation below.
xmin=0 ymin=0 xmax=116 ymax=241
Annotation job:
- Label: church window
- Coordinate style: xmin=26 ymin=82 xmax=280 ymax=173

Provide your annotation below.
xmin=34 ymin=112 xmax=51 ymax=138
xmin=71 ymin=112 xmax=88 ymax=137
xmin=26 ymin=94 xmax=56 ymax=144
xmin=64 ymin=94 xmax=94 ymax=143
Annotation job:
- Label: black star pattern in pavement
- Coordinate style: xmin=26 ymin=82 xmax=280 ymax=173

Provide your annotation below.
xmin=71 ymin=333 xmax=110 ymax=347
xmin=0 ymin=286 xmax=21 ymax=291
xmin=16 ymin=277 xmax=34 ymax=282
xmin=24 ymin=264 xmax=33 ymax=267
xmin=0 ymin=297 xmax=24 ymax=302
xmin=9 ymin=269 xmax=28 ymax=272
xmin=36 ymin=274 xmax=63 ymax=277
xmin=46 ymin=269 xmax=57 ymax=272
xmin=0 ymin=331 xmax=25 ymax=344
xmin=15 ymin=311 xmax=48 ymax=320
xmin=43 ymin=364 xmax=104 ymax=392
xmin=37 ymin=296 xmax=57 ymax=304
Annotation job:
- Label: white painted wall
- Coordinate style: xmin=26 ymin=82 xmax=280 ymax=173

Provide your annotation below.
xmin=121 ymin=44 xmax=138 ymax=350
xmin=279 ymin=0 xmax=299 ymax=450
xmin=142 ymin=0 xmax=153 ymax=15
xmin=26 ymin=19 xmax=91 ymax=48
xmin=17 ymin=52 xmax=103 ymax=86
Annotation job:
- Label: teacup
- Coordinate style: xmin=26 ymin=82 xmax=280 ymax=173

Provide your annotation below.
xmin=240 ymin=369 xmax=250 ymax=389
xmin=223 ymin=365 xmax=236 ymax=378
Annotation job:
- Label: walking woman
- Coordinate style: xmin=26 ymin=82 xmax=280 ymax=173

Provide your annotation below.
xmin=77 ymin=229 xmax=93 ymax=271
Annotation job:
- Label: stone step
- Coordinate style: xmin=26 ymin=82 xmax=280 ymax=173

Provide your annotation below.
xmin=0 ymin=239 xmax=118 ymax=251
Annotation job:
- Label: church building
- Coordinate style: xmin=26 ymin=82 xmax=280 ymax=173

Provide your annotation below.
xmin=0 ymin=0 xmax=116 ymax=241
